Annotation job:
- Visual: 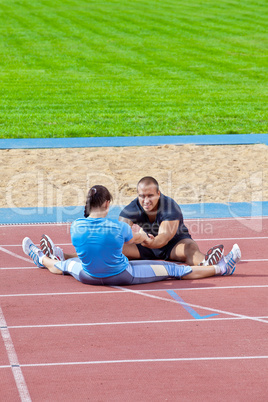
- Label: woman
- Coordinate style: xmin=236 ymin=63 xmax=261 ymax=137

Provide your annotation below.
xmin=22 ymin=185 xmax=240 ymax=286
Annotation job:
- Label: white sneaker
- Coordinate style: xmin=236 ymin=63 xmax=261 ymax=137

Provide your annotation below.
xmin=224 ymin=244 xmax=241 ymax=264
xmin=40 ymin=234 xmax=65 ymax=261
xmin=22 ymin=237 xmax=44 ymax=268
xmin=218 ymin=244 xmax=241 ymax=276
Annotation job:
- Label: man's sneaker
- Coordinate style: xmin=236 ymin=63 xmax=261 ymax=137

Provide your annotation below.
xmin=224 ymin=244 xmax=241 ymax=267
xmin=203 ymin=245 xmax=224 ymax=266
xmin=40 ymin=234 xmax=64 ymax=261
xmin=218 ymin=244 xmax=241 ymax=276
xmin=22 ymin=237 xmax=44 ymax=268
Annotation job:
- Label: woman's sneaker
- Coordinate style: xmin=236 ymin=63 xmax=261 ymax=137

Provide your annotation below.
xmin=202 ymin=245 xmax=224 ymax=266
xmin=22 ymin=237 xmax=44 ymax=268
xmin=40 ymin=234 xmax=64 ymax=261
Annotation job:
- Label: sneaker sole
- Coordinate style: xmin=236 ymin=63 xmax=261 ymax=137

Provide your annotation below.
xmin=205 ymin=244 xmax=224 ymax=265
xmin=40 ymin=235 xmax=58 ymax=260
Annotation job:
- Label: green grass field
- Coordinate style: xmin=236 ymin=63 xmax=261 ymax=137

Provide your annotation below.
xmin=0 ymin=0 xmax=267 ymax=138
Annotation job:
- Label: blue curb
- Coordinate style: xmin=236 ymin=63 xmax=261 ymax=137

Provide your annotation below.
xmin=0 ymin=202 xmax=267 ymax=225
xmin=0 ymin=134 xmax=268 ymax=149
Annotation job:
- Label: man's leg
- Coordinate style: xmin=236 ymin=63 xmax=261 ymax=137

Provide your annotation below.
xmin=40 ymin=234 xmax=76 ymax=261
xmin=169 ymin=238 xmax=205 ymax=265
xmin=42 ymin=256 xmax=63 ymax=274
xmin=182 ymin=265 xmax=216 ymax=279
xmin=122 ymin=243 xmax=141 ymax=259
xmin=126 ymin=257 xmax=236 ymax=284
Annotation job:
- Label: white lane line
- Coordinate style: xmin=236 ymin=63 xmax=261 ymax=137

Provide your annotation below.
xmin=0 ymin=307 xmax=31 ymax=401
xmin=0 ymin=355 xmax=267 ymax=369
xmin=186 ymin=217 xmax=268 ymax=222
xmin=2 ymin=243 xmax=72 ymax=247
xmin=195 ymin=237 xmax=268 ymax=241
xmin=0 ymin=246 xmax=32 ymax=263
xmin=1 ymin=284 xmax=268 ymax=298
xmin=8 ymin=316 xmax=268 ymax=329
xmin=2 ymin=237 xmax=268 ymax=247
xmin=0 ymin=223 xmax=70 ymax=227
xmin=0 ymin=267 xmax=36 ymax=270
xmin=114 ymin=287 xmax=268 ymax=324
xmin=0 ymin=290 xmax=122 ymax=297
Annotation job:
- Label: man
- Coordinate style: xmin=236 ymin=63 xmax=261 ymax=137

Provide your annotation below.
xmin=119 ymin=176 xmax=225 ymax=266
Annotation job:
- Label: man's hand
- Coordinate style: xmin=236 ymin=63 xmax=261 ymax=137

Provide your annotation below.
xmin=141 ymin=233 xmax=155 ymax=248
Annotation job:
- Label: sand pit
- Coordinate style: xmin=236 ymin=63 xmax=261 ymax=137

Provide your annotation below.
xmin=1 ymin=144 xmax=267 ymax=209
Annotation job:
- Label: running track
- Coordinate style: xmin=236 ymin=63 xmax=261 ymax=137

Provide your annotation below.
xmin=1 ymin=217 xmax=268 ymax=401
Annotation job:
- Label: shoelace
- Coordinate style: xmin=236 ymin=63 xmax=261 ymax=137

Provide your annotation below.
xmin=29 ymin=245 xmax=43 ymax=267
xmin=29 ymin=249 xmax=39 ymax=265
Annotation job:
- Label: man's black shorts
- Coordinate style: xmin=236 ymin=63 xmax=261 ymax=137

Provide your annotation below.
xmin=136 ymin=233 xmax=192 ymax=260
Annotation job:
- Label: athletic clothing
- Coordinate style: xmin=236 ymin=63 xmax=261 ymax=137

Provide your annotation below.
xmin=71 ymin=218 xmax=132 ymax=278
xmin=119 ymin=193 xmax=191 ymax=260
xmin=55 ymin=258 xmax=192 ymax=286
xmin=136 ymin=235 xmax=190 ymax=260
xmin=53 ymin=215 xmax=192 ymax=286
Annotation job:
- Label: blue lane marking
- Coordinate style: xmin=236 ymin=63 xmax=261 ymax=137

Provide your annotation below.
xmin=0 ymin=133 xmax=268 ymax=149
xmin=166 ymin=290 xmax=218 ymax=320
xmin=0 ymin=201 xmax=267 ymax=225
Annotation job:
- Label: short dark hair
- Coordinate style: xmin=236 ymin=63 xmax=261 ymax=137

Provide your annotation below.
xmin=137 ymin=176 xmax=159 ymax=191
xmin=84 ymin=185 xmax=113 ymax=217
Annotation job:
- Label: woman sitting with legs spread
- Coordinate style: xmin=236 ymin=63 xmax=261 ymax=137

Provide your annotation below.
xmin=22 ymin=185 xmax=241 ymax=286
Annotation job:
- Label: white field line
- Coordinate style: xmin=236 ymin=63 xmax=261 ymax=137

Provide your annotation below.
xmin=1 ymin=284 xmax=268 ymax=298
xmin=0 ymin=307 xmax=31 ymax=401
xmin=7 ymin=316 xmax=268 ymax=330
xmin=114 ymin=286 xmax=268 ymax=324
xmin=0 ymin=355 xmax=267 ymax=369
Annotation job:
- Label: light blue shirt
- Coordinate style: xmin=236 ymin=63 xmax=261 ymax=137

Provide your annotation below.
xmin=70 ymin=217 xmax=133 ymax=278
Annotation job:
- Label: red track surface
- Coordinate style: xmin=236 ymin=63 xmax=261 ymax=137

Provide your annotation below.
xmin=1 ymin=217 xmax=268 ymax=401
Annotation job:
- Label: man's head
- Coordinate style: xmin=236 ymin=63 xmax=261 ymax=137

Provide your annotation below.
xmin=137 ymin=177 xmax=160 ymax=213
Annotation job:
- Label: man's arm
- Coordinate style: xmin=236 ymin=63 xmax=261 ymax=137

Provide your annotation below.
xmin=141 ymin=220 xmax=179 ymax=249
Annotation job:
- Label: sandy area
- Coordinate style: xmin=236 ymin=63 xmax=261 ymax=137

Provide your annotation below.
xmin=0 ymin=144 xmax=267 ymax=209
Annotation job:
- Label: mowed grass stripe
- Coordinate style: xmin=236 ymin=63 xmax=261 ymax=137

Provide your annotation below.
xmin=0 ymin=0 xmax=267 ymax=138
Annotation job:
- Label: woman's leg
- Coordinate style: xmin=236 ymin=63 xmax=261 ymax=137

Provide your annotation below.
xmin=126 ymin=260 xmax=193 ymax=284
xmin=41 ymin=256 xmax=84 ymax=281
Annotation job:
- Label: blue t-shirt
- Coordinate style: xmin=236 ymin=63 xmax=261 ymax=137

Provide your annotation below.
xmin=119 ymin=193 xmax=190 ymax=242
xmin=70 ymin=218 xmax=133 ymax=278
